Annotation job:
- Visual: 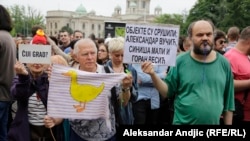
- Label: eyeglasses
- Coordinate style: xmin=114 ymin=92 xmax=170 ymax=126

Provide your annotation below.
xmin=219 ymin=40 xmax=227 ymax=45
xmin=98 ymin=49 xmax=107 ymax=52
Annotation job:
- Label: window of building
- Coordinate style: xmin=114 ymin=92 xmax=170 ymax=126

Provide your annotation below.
xmin=50 ymin=23 xmax=52 ymax=28
xmin=72 ymin=22 xmax=75 ymax=29
xmin=92 ymin=24 xmax=94 ymax=30
xmin=82 ymin=23 xmax=85 ymax=29
xmin=142 ymin=1 xmax=146 ymax=9
xmin=98 ymin=24 xmax=101 ymax=30
xmin=55 ymin=23 xmax=57 ymax=29
xmin=67 ymin=23 xmax=69 ymax=27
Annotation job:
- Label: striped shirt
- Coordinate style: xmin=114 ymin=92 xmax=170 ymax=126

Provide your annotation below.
xmin=28 ymin=93 xmax=47 ymax=126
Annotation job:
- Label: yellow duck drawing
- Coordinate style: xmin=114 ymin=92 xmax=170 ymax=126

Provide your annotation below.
xmin=62 ymin=70 xmax=105 ymax=112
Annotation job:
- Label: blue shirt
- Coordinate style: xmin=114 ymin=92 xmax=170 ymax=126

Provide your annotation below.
xmin=132 ymin=64 xmax=168 ymax=109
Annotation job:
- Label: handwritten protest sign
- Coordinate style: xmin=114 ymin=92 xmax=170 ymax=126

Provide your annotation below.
xmin=18 ymin=44 xmax=51 ymax=64
xmin=123 ymin=23 xmax=179 ymax=66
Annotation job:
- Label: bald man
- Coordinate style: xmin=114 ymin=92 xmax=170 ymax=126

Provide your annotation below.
xmin=141 ymin=20 xmax=234 ymax=125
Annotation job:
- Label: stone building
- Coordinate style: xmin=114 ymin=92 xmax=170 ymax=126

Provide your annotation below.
xmin=46 ymin=0 xmax=162 ymax=38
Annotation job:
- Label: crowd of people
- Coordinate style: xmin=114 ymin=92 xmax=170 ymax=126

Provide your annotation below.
xmin=1 ymin=3 xmax=250 ymax=141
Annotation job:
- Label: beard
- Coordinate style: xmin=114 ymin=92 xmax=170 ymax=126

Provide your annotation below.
xmin=193 ymin=41 xmax=213 ymax=56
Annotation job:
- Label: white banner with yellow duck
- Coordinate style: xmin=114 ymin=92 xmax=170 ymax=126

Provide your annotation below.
xmin=47 ymin=64 xmax=126 ymax=121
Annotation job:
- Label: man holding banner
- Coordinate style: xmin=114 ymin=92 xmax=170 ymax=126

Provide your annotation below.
xmin=141 ymin=20 xmax=234 ymax=125
xmin=67 ymin=38 xmax=133 ymax=141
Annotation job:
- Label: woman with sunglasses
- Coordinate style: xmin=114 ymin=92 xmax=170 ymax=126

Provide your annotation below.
xmin=214 ymin=30 xmax=227 ymax=54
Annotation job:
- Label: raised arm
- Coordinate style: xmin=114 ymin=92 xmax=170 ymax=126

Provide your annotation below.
xmin=141 ymin=61 xmax=168 ymax=98
xmin=46 ymin=35 xmax=72 ymax=63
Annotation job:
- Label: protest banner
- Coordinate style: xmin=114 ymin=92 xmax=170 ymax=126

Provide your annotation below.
xmin=18 ymin=44 xmax=51 ymax=64
xmin=47 ymin=64 xmax=126 ymax=120
xmin=123 ymin=23 xmax=179 ymax=66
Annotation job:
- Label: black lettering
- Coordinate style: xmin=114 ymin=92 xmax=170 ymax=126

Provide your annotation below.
xmin=32 ymin=51 xmax=48 ymax=57
xmin=166 ymin=48 xmax=170 ymax=55
xmin=132 ymin=55 xmax=148 ymax=62
xmin=148 ymin=56 xmax=166 ymax=64
xmin=126 ymin=35 xmax=158 ymax=45
xmin=159 ymin=38 xmax=176 ymax=45
xmin=154 ymin=29 xmax=177 ymax=37
xmin=129 ymin=46 xmax=151 ymax=54
xmin=22 ymin=50 xmax=31 ymax=57
xmin=126 ymin=26 xmax=147 ymax=35
xmin=151 ymin=48 xmax=166 ymax=55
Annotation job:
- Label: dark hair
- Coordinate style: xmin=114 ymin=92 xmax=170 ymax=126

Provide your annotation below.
xmin=70 ymin=39 xmax=80 ymax=49
xmin=49 ymin=36 xmax=58 ymax=45
xmin=214 ymin=30 xmax=226 ymax=43
xmin=97 ymin=38 xmax=105 ymax=44
xmin=97 ymin=43 xmax=109 ymax=65
xmin=17 ymin=33 xmax=24 ymax=38
xmin=178 ymin=36 xmax=185 ymax=51
xmin=187 ymin=19 xmax=215 ymax=37
xmin=31 ymin=25 xmax=43 ymax=37
xmin=0 ymin=5 xmax=13 ymax=32
xmin=88 ymin=33 xmax=96 ymax=40
xmin=73 ymin=30 xmax=83 ymax=35
xmin=59 ymin=30 xmax=70 ymax=36
xmin=99 ymin=43 xmax=109 ymax=53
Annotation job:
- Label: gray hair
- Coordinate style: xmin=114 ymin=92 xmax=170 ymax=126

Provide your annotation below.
xmin=108 ymin=37 xmax=125 ymax=53
xmin=73 ymin=38 xmax=97 ymax=54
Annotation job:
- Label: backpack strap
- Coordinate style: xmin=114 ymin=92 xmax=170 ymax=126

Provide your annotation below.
xmin=103 ymin=65 xmax=110 ymax=73
xmin=103 ymin=65 xmax=121 ymax=126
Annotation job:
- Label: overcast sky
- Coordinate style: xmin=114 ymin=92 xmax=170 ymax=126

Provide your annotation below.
xmin=1 ymin=0 xmax=197 ymax=16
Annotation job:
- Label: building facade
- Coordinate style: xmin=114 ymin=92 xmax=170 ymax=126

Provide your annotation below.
xmin=46 ymin=0 xmax=162 ymax=38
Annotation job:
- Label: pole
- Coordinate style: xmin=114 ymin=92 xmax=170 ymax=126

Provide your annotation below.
xmin=144 ymin=3 xmax=146 ymax=23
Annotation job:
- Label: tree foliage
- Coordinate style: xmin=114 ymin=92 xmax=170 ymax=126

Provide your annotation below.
xmin=184 ymin=0 xmax=250 ymax=34
xmin=154 ymin=0 xmax=250 ymax=35
xmin=154 ymin=13 xmax=185 ymax=36
xmin=7 ymin=5 xmax=45 ymax=37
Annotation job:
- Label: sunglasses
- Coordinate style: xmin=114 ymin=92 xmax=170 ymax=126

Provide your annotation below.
xmin=219 ymin=40 xmax=227 ymax=45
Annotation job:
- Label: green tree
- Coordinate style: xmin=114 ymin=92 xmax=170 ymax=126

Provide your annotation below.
xmin=154 ymin=13 xmax=185 ymax=36
xmin=182 ymin=0 xmax=221 ymax=34
xmin=7 ymin=5 xmax=45 ymax=37
xmin=183 ymin=0 xmax=250 ymax=34
xmin=220 ymin=0 xmax=250 ymax=31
